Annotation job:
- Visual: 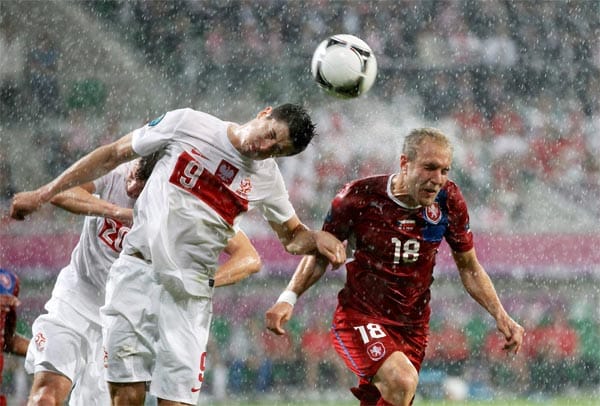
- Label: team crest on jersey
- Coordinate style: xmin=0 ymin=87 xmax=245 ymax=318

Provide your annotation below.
xmin=367 ymin=342 xmax=386 ymax=361
xmin=424 ymin=202 xmax=442 ymax=224
xmin=216 ymin=160 xmax=238 ymax=185
xmin=34 ymin=332 xmax=47 ymax=351
xmin=148 ymin=113 xmax=165 ymax=127
xmin=236 ymin=178 xmax=252 ymax=197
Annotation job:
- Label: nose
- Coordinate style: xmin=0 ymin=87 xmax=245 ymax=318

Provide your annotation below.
xmin=430 ymin=169 xmax=445 ymax=185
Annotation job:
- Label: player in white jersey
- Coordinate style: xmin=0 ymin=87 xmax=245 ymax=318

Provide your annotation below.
xmin=24 ymin=156 xmax=262 ymax=405
xmin=11 ymin=103 xmax=345 ymax=406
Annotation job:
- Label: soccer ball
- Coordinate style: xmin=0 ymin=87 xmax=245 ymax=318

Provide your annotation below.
xmin=311 ymin=34 xmax=378 ymax=99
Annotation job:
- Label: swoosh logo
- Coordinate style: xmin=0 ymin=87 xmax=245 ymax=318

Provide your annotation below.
xmin=191 ymin=387 xmax=201 ymax=393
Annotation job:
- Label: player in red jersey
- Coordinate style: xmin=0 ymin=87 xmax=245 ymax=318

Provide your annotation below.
xmin=0 ymin=268 xmax=30 ymax=406
xmin=266 ymin=128 xmax=524 ymax=406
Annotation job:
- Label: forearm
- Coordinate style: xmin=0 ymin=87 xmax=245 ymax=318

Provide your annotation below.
xmin=285 ymin=255 xmax=328 ymax=297
xmin=40 ymin=134 xmax=136 ymax=203
xmin=9 ymin=335 xmax=30 ymax=357
xmin=460 ymin=266 xmax=507 ymax=321
xmin=51 ymin=187 xmax=129 ymax=219
xmin=283 ymin=224 xmax=317 ymax=255
xmin=214 ymin=255 xmax=261 ymax=287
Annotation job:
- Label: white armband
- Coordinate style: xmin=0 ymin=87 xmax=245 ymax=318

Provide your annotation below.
xmin=277 ymin=290 xmax=298 ymax=306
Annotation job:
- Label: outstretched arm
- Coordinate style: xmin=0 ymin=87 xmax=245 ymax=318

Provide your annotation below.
xmin=50 ymin=183 xmax=134 ymax=226
xmin=269 ymin=215 xmax=345 ymax=269
xmin=10 ymin=133 xmax=136 ymax=220
xmin=454 ymin=248 xmax=524 ymax=354
xmin=265 ymin=254 xmax=330 ymax=335
xmin=214 ymin=231 xmax=262 ymax=287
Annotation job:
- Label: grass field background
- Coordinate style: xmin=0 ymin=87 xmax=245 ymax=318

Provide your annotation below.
xmin=202 ymin=394 xmax=600 ymax=406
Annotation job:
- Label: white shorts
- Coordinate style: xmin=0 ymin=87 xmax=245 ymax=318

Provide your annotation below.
xmin=25 ymin=297 xmax=110 ymax=406
xmin=101 ymin=254 xmax=213 ymax=405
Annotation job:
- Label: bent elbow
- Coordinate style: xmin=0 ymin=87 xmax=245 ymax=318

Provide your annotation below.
xmin=249 ymin=256 xmax=262 ymax=275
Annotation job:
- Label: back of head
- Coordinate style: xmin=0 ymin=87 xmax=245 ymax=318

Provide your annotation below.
xmin=402 ymin=127 xmax=453 ymax=161
xmin=270 ymin=104 xmax=316 ymax=155
xmin=136 ymin=151 xmax=162 ymax=181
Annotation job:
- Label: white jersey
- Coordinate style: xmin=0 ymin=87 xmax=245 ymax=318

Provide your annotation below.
xmin=51 ymin=162 xmax=137 ymax=323
xmin=125 ymin=108 xmax=295 ymax=297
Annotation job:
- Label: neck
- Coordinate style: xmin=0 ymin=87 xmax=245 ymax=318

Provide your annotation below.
xmin=227 ymin=124 xmax=241 ymax=150
xmin=391 ymin=173 xmax=405 ymax=197
xmin=391 ymin=173 xmax=419 ymax=208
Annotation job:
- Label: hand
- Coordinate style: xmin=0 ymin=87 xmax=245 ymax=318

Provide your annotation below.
xmin=265 ymin=301 xmax=294 ymax=335
xmin=314 ymin=231 xmax=346 ymax=269
xmin=10 ymin=189 xmax=46 ymax=220
xmin=497 ymin=316 xmax=525 ymax=354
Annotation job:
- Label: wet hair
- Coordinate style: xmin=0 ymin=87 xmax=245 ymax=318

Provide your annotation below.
xmin=135 ymin=150 xmax=161 ymax=181
xmin=402 ymin=127 xmax=453 ymax=161
xmin=269 ymin=103 xmax=317 ymax=155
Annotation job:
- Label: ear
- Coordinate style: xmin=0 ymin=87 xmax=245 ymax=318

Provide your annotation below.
xmin=400 ymin=154 xmax=409 ymax=173
xmin=257 ymin=106 xmax=273 ymax=118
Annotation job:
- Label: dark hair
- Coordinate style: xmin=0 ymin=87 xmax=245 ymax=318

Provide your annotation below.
xmin=270 ymin=104 xmax=317 ymax=155
xmin=135 ymin=150 xmax=161 ymax=181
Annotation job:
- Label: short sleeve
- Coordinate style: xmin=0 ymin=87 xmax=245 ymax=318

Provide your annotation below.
xmin=259 ymin=170 xmax=295 ymax=224
xmin=131 ymin=109 xmax=186 ymax=156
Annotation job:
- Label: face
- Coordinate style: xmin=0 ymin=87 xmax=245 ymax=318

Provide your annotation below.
xmin=237 ymin=108 xmax=295 ymax=159
xmin=401 ymin=138 xmax=452 ymax=207
xmin=125 ymin=160 xmax=146 ymax=199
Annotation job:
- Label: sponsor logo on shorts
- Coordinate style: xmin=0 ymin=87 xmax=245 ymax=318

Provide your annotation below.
xmin=367 ymin=341 xmax=386 ymax=361
xmin=34 ymin=332 xmax=47 ymax=351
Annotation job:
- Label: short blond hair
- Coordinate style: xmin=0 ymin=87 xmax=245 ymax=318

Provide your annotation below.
xmin=402 ymin=128 xmax=453 ymax=160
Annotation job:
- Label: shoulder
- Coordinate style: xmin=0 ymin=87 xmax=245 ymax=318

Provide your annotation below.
xmin=438 ymin=179 xmax=470 ymax=216
xmin=332 ymin=174 xmax=388 ymax=211
xmin=174 ymin=108 xmax=221 ymax=123
xmin=338 ymin=174 xmax=389 ymax=197
xmin=440 ymin=180 xmax=467 ymax=203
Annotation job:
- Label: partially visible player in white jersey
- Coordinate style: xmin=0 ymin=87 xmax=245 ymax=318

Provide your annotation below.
xmin=25 ymin=156 xmax=154 ymax=406
xmin=10 ymin=103 xmax=346 ymax=406
xmin=24 ymin=154 xmax=261 ymax=405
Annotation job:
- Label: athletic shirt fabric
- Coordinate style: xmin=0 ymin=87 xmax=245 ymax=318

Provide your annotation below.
xmin=51 ymin=162 xmax=137 ymax=323
xmin=126 ymin=108 xmax=295 ymax=297
xmin=323 ymin=174 xmax=474 ymax=327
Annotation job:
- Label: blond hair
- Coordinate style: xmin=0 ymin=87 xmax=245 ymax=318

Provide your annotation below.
xmin=402 ymin=128 xmax=453 ymax=160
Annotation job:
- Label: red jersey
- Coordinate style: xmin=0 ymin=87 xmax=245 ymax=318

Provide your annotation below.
xmin=323 ymin=175 xmax=473 ymax=328
xmin=0 ymin=268 xmax=20 ymax=406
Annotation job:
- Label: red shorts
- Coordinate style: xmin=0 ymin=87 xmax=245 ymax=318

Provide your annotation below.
xmin=330 ymin=306 xmax=428 ymax=380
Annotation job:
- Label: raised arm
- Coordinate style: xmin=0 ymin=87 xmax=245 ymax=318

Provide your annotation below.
xmin=268 ymin=214 xmax=345 ymax=269
xmin=265 ymin=254 xmax=330 ymax=335
xmin=213 ymin=231 xmax=262 ymax=287
xmin=10 ymin=133 xmax=136 ymax=220
xmin=453 ymin=248 xmax=524 ymax=354
xmin=51 ymin=183 xmax=134 ymax=226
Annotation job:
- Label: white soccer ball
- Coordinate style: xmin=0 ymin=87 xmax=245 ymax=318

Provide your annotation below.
xmin=311 ymin=34 xmax=378 ymax=99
